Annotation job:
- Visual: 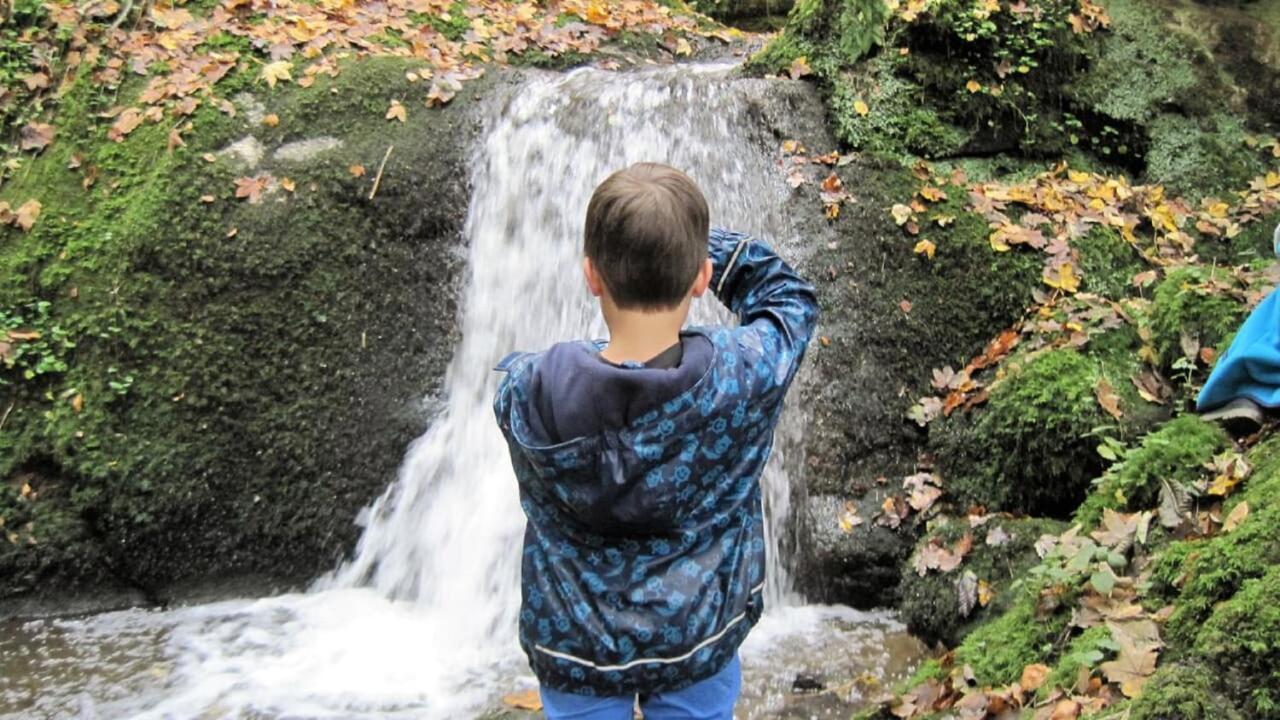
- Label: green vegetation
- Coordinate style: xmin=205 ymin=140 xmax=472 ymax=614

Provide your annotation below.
xmin=1147 ymin=266 xmax=1248 ymax=368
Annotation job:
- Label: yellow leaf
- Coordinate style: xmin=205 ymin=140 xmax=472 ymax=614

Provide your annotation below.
xmin=853 ymin=99 xmax=870 ymax=116
xmin=675 ymin=38 xmax=693 ymax=57
xmin=965 ymin=79 xmax=982 ymax=93
xmin=977 ymin=578 xmax=995 ymax=606
xmin=787 ymin=55 xmax=811 ymax=79
xmin=1208 ymin=201 xmax=1229 ymax=218
xmin=71 ymin=393 xmax=84 ymax=413
xmin=386 ymin=100 xmax=407 ymax=122
xmin=825 ymin=203 xmax=840 ymax=220
xmin=1067 ymin=169 xmax=1091 ymax=183
xmin=260 ymin=61 xmax=293 ymax=88
xmin=15 ymin=199 xmax=41 ymax=232
xmin=1044 ymin=263 xmax=1081 ymax=293
xmin=262 ymin=114 xmax=280 ymax=128
xmin=913 ymin=239 xmax=936 ymax=259
xmin=502 ymin=689 xmax=542 ymax=711
xmin=349 ymin=165 xmax=366 ymax=178
xmin=1223 ymin=501 xmax=1249 ymax=533
xmin=280 ymin=178 xmax=296 ymax=193
xmin=891 ymin=203 xmax=913 ymax=226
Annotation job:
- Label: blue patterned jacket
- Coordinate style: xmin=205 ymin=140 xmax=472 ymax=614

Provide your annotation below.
xmin=493 ymin=229 xmax=818 ymax=695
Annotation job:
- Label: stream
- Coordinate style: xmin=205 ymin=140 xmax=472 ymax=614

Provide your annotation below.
xmin=0 ymin=64 xmax=928 ymax=719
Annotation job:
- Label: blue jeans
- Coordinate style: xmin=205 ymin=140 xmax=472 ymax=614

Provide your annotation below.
xmin=539 ymin=655 xmax=741 ymax=720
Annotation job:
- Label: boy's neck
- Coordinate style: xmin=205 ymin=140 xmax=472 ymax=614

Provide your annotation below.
xmin=600 ymin=299 xmax=690 ymax=365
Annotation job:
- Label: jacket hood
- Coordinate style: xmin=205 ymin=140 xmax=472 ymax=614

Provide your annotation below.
xmin=496 ymin=331 xmax=717 ymax=534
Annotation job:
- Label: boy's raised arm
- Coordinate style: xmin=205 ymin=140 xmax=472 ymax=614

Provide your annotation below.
xmin=708 ymin=228 xmax=819 ymax=384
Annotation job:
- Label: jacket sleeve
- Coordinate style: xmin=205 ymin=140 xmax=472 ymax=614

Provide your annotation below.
xmin=708 ymin=227 xmax=819 ymax=389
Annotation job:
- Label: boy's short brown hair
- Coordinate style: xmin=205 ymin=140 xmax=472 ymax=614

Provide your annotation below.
xmin=584 ymin=163 xmax=710 ymax=311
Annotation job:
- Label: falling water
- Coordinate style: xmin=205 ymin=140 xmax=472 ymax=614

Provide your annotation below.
xmin=0 ymin=65 xmax=927 ymax=720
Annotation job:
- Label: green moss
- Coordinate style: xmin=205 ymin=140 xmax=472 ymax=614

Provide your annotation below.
xmin=1147 ymin=266 xmax=1246 ymax=369
xmin=830 ymin=60 xmax=967 ymax=159
xmin=1143 ymin=114 xmax=1263 ymax=197
xmin=1193 ymin=566 xmax=1280 ymax=717
xmin=939 ymin=349 xmax=1114 ymax=515
xmin=899 ymin=515 xmax=1064 ymax=645
xmin=1074 ymin=415 xmax=1228 ymax=529
xmin=1129 ymin=663 xmax=1244 ymax=720
xmin=1151 ymin=433 xmax=1280 ymax=649
xmin=1075 ymin=226 xmax=1143 ymax=298
xmin=955 ymin=582 xmax=1067 ymax=685
xmin=0 ymin=57 xmax=475 ymax=597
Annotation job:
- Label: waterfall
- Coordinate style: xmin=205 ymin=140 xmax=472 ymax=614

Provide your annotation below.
xmin=325 ymin=62 xmax=807 ymax=614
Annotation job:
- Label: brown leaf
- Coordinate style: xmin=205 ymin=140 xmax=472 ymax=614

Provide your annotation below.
xmin=167 ymin=129 xmax=186 ymax=152
xmin=1020 ymin=663 xmax=1051 ymax=691
xmin=234 ymin=175 xmax=271 ymax=204
xmin=263 ymin=113 xmax=281 ymax=127
xmin=108 ymin=108 xmax=144 ymax=142
xmin=71 ymin=393 xmax=84 ymax=413
xmin=1094 ymin=378 xmax=1123 ymax=420
xmin=1048 ymin=698 xmax=1081 ymax=720
xmin=349 ymin=164 xmax=367 ymax=178
xmin=1223 ymin=501 xmax=1249 ymax=533
xmin=1099 ymin=636 xmax=1158 ymax=698
xmin=20 ymin=122 xmax=55 ymax=152
xmin=1090 ymin=508 xmax=1137 ymax=549
xmin=15 ymin=200 xmax=42 ymax=232
xmin=386 ymin=100 xmax=407 ymax=122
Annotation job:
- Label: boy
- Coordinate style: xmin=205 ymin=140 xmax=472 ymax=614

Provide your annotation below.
xmin=493 ymin=163 xmax=818 ymax=719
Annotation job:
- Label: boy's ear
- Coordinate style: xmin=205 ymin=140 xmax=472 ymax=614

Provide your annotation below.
xmin=689 ymin=258 xmax=713 ymax=298
xmin=583 ymin=258 xmax=605 ymax=298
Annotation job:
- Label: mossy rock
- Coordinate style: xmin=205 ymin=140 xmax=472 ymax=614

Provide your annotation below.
xmin=1151 ymin=431 xmax=1280 ymax=647
xmin=799 ymin=163 xmax=1041 ymax=490
xmin=1074 ymin=414 xmax=1229 ymax=529
xmin=937 ymin=348 xmax=1144 ymax=516
xmin=0 ymin=57 xmax=499 ymax=603
xmin=954 ymin=579 xmax=1069 ymax=685
xmin=1129 ymin=663 xmax=1245 ymax=720
xmin=1192 ymin=565 xmax=1280 ymax=717
xmin=898 ymin=515 xmax=1064 ymax=645
xmin=1146 ymin=265 xmax=1248 ymax=369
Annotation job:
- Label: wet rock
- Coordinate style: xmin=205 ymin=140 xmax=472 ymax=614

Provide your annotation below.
xmin=800 ymin=494 xmax=915 ymax=609
xmin=791 ymin=672 xmax=825 ymax=693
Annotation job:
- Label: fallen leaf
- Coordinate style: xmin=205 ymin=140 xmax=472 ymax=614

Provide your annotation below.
xmin=853 ymin=99 xmax=870 ymax=116
xmin=260 ymin=61 xmax=294 ymax=88
xmin=965 ymin=79 xmax=982 ymax=93
xmin=349 ymin=165 xmax=367 ymax=177
xmin=262 ymin=113 xmax=280 ymax=127
xmin=502 ymin=689 xmax=542 ymax=711
xmin=280 ymin=178 xmax=297 ymax=192
xmin=914 ymin=239 xmax=937 ymax=259
xmin=15 ymin=200 xmax=42 ymax=232
xmin=71 ymin=393 xmax=84 ymax=413
xmin=891 ymin=203 xmax=913 ymax=226
xmin=1094 ymin=378 xmax=1123 ymax=420
xmin=1020 ymin=663 xmax=1051 ymax=691
xmin=788 ymin=56 xmax=812 ymax=80
xmin=386 ymin=100 xmax=407 ymax=122
xmin=20 ymin=122 xmax=55 ymax=152
xmin=1099 ymin=636 xmax=1158 ymax=698
xmin=1223 ymin=501 xmax=1249 ymax=533
xmin=199 ymin=194 xmax=215 ymax=203
xmin=899 ymin=299 xmax=913 ymax=314
xmin=107 ymin=108 xmax=144 ymax=142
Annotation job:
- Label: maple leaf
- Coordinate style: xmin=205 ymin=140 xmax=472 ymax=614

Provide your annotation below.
xmin=386 ymin=99 xmax=407 ymax=122
xmin=1044 ymin=262 xmax=1081 ymax=293
xmin=233 ymin=175 xmax=272 ymax=204
xmin=1099 ymin=636 xmax=1158 ymax=698
xmin=19 ymin=122 xmax=55 ymax=152
xmin=1090 ymin=508 xmax=1137 ymax=550
xmin=787 ymin=56 xmax=811 ymax=80
xmin=913 ymin=239 xmax=936 ymax=259
xmin=260 ymin=61 xmax=294 ymax=88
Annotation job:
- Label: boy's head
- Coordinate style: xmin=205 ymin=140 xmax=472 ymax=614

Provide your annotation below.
xmin=583 ymin=163 xmax=711 ymax=312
